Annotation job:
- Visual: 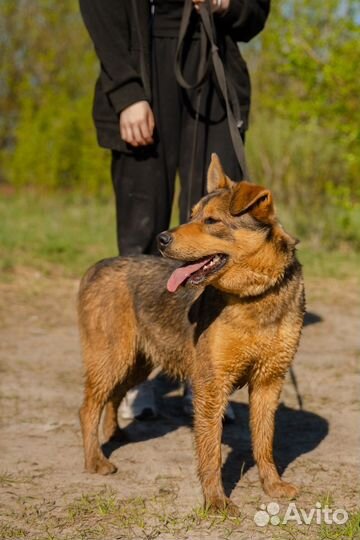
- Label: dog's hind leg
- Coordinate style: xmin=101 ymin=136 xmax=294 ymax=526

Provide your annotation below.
xmin=80 ymin=354 xmax=152 ymax=474
xmin=79 ymin=277 xmax=143 ymax=474
xmin=102 ymin=392 xmax=124 ymax=443
xmin=79 ymin=373 xmax=120 ymax=475
xmin=102 ymin=354 xmax=152 ymax=443
xmin=249 ymin=377 xmax=299 ymax=499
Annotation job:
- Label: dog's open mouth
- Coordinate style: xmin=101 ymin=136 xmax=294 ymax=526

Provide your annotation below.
xmin=167 ymin=254 xmax=228 ymax=293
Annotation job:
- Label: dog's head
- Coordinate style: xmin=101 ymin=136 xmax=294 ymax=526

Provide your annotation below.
xmin=158 ymin=154 xmax=298 ymax=296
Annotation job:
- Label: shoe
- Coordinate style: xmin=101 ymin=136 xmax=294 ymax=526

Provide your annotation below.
xmin=119 ymin=382 xmax=157 ymax=420
xmin=182 ymin=384 xmax=236 ymax=423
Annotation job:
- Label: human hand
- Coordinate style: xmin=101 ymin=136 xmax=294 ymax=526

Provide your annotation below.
xmin=119 ymin=101 xmax=155 ymax=147
xmin=192 ymin=0 xmax=230 ymax=13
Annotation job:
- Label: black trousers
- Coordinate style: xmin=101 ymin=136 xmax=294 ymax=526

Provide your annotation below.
xmin=112 ymin=37 xmax=244 ymax=255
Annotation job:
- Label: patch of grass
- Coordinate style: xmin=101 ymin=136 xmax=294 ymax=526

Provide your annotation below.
xmin=0 ymin=189 xmax=117 ymax=278
xmin=0 ymin=522 xmax=27 ymax=538
xmin=5 ymin=488 xmax=245 ymax=540
xmin=318 ymin=492 xmax=335 ymax=509
xmin=271 ymin=507 xmax=360 ymax=540
xmin=0 ymin=471 xmax=35 ymax=486
xmin=318 ymin=510 xmax=360 ymax=540
xmin=67 ymin=491 xmax=116 ymax=520
xmin=297 ymin=244 xmax=360 ymax=281
xmin=67 ymin=490 xmax=147 ymax=529
xmin=0 ymin=471 xmax=18 ymax=486
xmin=4 ymin=488 xmax=359 ymax=540
xmin=193 ymin=504 xmax=242 ymax=524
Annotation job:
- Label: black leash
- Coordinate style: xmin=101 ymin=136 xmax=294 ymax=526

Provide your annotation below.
xmin=175 ymin=0 xmax=249 ymax=219
xmin=289 ymin=366 xmax=303 ymax=410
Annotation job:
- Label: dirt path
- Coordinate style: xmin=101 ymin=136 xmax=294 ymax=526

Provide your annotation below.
xmin=0 ymin=270 xmax=359 ymax=539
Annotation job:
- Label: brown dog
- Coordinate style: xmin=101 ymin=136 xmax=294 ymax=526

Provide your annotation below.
xmin=78 ymin=154 xmax=305 ymax=513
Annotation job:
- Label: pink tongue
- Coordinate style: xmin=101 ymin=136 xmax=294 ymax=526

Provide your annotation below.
xmin=167 ymin=258 xmax=212 ymax=293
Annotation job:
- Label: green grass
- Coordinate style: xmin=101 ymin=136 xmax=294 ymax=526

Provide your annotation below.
xmin=318 ymin=511 xmax=360 ymax=540
xmin=0 ymin=522 xmax=27 ymax=539
xmin=272 ymin=509 xmax=360 ymax=540
xmin=0 ymin=471 xmax=18 ymax=486
xmin=2 ymin=488 xmax=243 ymax=540
xmin=3 ymin=487 xmax=359 ymax=540
xmin=0 ymin=189 xmax=359 ymax=281
xmin=0 ymin=189 xmax=117 ymax=277
xmin=297 ymin=244 xmax=359 ymax=281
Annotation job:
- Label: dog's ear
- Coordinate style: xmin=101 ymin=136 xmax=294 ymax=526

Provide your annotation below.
xmin=207 ymin=153 xmax=233 ymax=193
xmin=230 ymin=181 xmax=275 ymax=223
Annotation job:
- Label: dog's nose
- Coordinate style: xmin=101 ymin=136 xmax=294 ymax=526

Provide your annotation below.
xmin=157 ymin=231 xmax=173 ymax=249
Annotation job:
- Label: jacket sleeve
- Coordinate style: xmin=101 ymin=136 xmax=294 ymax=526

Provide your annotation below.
xmin=218 ymin=0 xmax=271 ymax=42
xmin=79 ymin=0 xmax=147 ymax=113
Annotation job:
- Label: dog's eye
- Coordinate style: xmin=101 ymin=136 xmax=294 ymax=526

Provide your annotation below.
xmin=204 ymin=217 xmax=220 ymax=225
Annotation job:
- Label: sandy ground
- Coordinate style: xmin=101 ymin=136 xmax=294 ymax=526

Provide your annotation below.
xmin=0 ymin=270 xmax=359 ymax=540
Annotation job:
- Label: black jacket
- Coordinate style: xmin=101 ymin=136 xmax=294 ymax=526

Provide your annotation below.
xmin=79 ymin=0 xmax=270 ymax=152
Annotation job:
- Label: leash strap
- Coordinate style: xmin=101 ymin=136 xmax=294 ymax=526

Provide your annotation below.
xmin=175 ymin=0 xmax=209 ymax=90
xmin=175 ymin=0 xmax=249 ymax=180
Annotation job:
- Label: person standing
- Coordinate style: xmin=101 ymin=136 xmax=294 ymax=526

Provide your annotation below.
xmin=79 ymin=0 xmax=271 ymax=419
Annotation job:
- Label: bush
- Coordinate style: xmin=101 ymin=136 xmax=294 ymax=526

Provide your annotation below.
xmin=0 ymin=0 xmax=111 ymax=195
xmin=247 ymin=112 xmax=360 ymax=248
xmin=4 ymin=90 xmax=110 ymax=194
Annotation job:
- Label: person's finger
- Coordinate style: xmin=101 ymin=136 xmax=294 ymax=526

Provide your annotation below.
xmin=212 ymin=0 xmax=222 ymax=12
xmin=147 ymin=110 xmax=155 ymax=132
xmin=124 ymin=125 xmax=138 ymax=146
xmin=192 ymin=0 xmax=204 ymax=10
xmin=146 ymin=112 xmax=155 ymax=140
xmin=120 ymin=124 xmax=128 ymax=141
xmin=120 ymin=123 xmax=128 ymax=142
xmin=132 ymin=124 xmax=146 ymax=146
xmin=193 ymin=0 xmax=222 ymax=12
xmin=140 ymin=121 xmax=153 ymax=145
xmin=121 ymin=123 xmax=133 ymax=144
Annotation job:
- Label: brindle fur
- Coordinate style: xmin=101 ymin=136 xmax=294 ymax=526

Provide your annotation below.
xmin=78 ymin=154 xmax=305 ymax=514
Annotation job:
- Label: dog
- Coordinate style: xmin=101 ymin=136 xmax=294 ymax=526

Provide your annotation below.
xmin=78 ymin=154 xmax=305 ymax=514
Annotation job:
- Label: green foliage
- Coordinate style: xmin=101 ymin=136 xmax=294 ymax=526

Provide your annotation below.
xmin=0 ymin=0 xmax=110 ymax=193
xmin=5 ymin=89 xmax=110 ymax=193
xmin=254 ymin=0 xmax=360 ymax=139
xmin=246 ymin=114 xmax=360 ymax=248
xmin=245 ymin=0 xmax=360 ymax=248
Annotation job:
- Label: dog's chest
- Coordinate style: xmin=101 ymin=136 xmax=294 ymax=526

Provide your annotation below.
xmin=194 ymin=297 xmax=295 ymax=377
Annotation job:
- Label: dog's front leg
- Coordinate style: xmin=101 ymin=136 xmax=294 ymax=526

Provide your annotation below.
xmin=249 ymin=377 xmax=299 ymax=499
xmin=192 ymin=379 xmax=238 ymax=515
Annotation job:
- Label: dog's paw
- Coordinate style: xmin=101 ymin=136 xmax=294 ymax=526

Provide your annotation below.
xmin=263 ymin=480 xmax=299 ymax=499
xmin=86 ymin=458 xmax=117 ymax=476
xmin=206 ymin=497 xmax=240 ymax=517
